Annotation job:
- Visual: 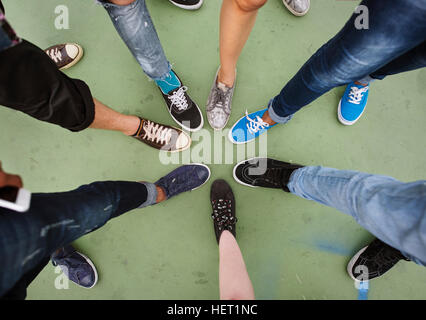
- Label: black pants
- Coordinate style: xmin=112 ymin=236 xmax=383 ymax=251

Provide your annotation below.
xmin=0 ymin=0 xmax=95 ymax=132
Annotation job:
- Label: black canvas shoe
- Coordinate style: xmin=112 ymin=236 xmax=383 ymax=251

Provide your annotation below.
xmin=210 ymin=179 xmax=237 ymax=244
xmin=347 ymin=238 xmax=411 ymax=281
xmin=169 ymin=0 xmax=203 ymax=10
xmin=233 ymin=157 xmax=303 ymax=192
xmin=158 ymin=70 xmax=203 ymax=132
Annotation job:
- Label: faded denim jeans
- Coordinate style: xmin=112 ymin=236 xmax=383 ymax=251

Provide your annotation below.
xmin=288 ymin=166 xmax=426 ymax=266
xmin=98 ymin=0 xmax=171 ymax=80
xmin=0 ymin=181 xmax=157 ymax=298
xmin=268 ymin=0 xmax=426 ymax=122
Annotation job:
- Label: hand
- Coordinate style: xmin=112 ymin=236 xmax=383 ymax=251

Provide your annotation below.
xmin=0 ymin=161 xmax=23 ymax=189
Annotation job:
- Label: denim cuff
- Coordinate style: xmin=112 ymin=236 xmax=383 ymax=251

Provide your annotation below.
xmin=267 ymin=98 xmax=294 ymax=124
xmin=137 ymin=182 xmax=157 ymax=208
xmin=357 ymin=75 xmax=376 ymax=84
xmin=286 ymin=166 xmax=305 ymax=194
xmin=95 ymin=0 xmax=139 ymax=10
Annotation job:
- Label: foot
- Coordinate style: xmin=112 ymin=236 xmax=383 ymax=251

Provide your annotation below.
xmin=229 ymin=108 xmax=277 ymax=144
xmin=157 ymin=70 xmax=204 ymax=132
xmin=206 ymin=67 xmax=235 ymax=130
xmin=51 ymin=245 xmax=98 ymax=289
xmin=233 ymin=157 xmax=303 ymax=192
xmin=282 ymin=0 xmax=310 ymax=16
xmin=45 ymin=43 xmax=84 ymax=70
xmin=132 ymin=117 xmax=191 ymax=152
xmin=338 ymin=81 xmax=370 ymax=125
xmin=210 ymin=179 xmax=237 ymax=244
xmin=168 ymin=0 xmax=203 ymax=10
xmin=155 ymin=164 xmax=210 ymax=200
xmin=347 ymin=238 xmax=410 ymax=281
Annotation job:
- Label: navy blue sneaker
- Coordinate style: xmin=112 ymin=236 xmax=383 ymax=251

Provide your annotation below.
xmin=51 ymin=245 xmax=98 ymax=289
xmin=338 ymin=81 xmax=370 ymax=125
xmin=155 ymin=164 xmax=211 ymax=200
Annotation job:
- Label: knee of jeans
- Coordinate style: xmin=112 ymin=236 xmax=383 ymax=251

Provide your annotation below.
xmin=235 ymin=0 xmax=267 ymax=12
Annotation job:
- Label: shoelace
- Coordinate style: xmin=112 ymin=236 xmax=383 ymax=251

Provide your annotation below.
xmin=46 ymin=48 xmax=62 ymax=63
xmin=211 ymin=199 xmax=237 ymax=232
xmin=348 ymin=86 xmax=369 ymax=104
xmin=245 ymin=110 xmax=269 ymax=134
xmin=168 ymin=86 xmax=189 ymax=111
xmin=142 ymin=120 xmax=173 ymax=145
xmin=213 ymin=87 xmax=230 ymax=109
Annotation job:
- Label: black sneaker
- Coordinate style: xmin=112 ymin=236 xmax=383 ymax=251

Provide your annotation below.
xmin=169 ymin=0 xmax=203 ymax=10
xmin=158 ymin=70 xmax=203 ymax=132
xmin=347 ymin=238 xmax=411 ymax=281
xmin=233 ymin=157 xmax=303 ymax=192
xmin=210 ymin=179 xmax=237 ymax=244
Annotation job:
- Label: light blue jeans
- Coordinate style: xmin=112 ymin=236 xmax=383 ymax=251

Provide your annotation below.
xmin=288 ymin=166 xmax=426 ymax=266
xmin=98 ymin=0 xmax=171 ymax=80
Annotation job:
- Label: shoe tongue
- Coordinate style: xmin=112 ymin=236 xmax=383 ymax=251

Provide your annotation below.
xmin=217 ymin=81 xmax=229 ymax=92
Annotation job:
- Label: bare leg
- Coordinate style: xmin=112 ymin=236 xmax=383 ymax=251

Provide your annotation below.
xmin=108 ymin=0 xmax=135 ymax=5
xmin=219 ymin=230 xmax=255 ymax=300
xmin=218 ymin=0 xmax=267 ymax=87
xmin=89 ymin=98 xmax=141 ymax=136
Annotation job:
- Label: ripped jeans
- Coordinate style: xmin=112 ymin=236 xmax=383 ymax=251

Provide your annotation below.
xmin=0 ymin=181 xmax=157 ymax=298
xmin=97 ymin=0 xmax=171 ymax=80
xmin=268 ymin=0 xmax=426 ymax=122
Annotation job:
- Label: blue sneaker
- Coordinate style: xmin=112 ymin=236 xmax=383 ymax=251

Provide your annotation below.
xmin=51 ymin=245 xmax=98 ymax=289
xmin=338 ymin=82 xmax=370 ymax=125
xmin=228 ymin=108 xmax=277 ymax=144
xmin=155 ymin=164 xmax=211 ymax=200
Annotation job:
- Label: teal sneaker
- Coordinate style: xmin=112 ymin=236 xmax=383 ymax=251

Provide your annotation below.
xmin=338 ymin=82 xmax=370 ymax=125
xmin=228 ymin=108 xmax=277 ymax=144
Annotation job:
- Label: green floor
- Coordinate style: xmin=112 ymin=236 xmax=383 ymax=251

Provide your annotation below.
xmin=1 ymin=0 xmax=426 ymax=300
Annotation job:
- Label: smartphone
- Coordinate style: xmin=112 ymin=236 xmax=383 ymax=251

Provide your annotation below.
xmin=0 ymin=186 xmax=31 ymax=212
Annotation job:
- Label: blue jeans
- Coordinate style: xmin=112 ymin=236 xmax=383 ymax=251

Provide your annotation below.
xmin=0 ymin=181 xmax=157 ymax=298
xmin=288 ymin=166 xmax=426 ymax=266
xmin=268 ymin=0 xmax=426 ymax=122
xmin=98 ymin=0 xmax=171 ymax=80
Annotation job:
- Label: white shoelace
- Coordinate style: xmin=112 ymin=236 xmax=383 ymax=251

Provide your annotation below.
xmin=46 ymin=48 xmax=62 ymax=63
xmin=348 ymin=86 xmax=369 ymax=104
xmin=168 ymin=86 xmax=189 ymax=111
xmin=245 ymin=110 xmax=269 ymax=134
xmin=143 ymin=120 xmax=173 ymax=145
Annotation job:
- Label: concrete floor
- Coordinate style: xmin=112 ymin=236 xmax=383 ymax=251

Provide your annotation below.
xmin=1 ymin=0 xmax=425 ymax=299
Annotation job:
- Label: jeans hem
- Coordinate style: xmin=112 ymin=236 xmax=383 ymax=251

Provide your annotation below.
xmin=268 ymin=98 xmax=293 ymax=124
xmin=137 ymin=182 xmax=157 ymax=208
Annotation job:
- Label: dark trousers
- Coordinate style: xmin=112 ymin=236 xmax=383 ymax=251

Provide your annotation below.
xmin=270 ymin=0 xmax=426 ymax=120
xmin=0 ymin=181 xmax=150 ymax=299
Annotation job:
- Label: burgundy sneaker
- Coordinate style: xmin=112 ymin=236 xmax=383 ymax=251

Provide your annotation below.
xmin=132 ymin=117 xmax=191 ymax=152
xmin=45 ymin=43 xmax=83 ymax=70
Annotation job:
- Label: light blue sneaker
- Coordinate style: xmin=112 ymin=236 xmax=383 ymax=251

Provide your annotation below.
xmin=228 ymin=108 xmax=277 ymax=144
xmin=338 ymin=82 xmax=370 ymax=125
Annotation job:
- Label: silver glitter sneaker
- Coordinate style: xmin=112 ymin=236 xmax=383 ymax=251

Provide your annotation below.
xmin=282 ymin=0 xmax=310 ymax=16
xmin=206 ymin=67 xmax=235 ymax=130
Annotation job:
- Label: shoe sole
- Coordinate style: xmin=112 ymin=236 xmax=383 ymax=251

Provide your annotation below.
xmin=169 ymin=0 xmax=203 ymax=10
xmin=337 ymin=99 xmax=364 ymax=126
xmin=76 ymin=252 xmax=99 ymax=289
xmin=207 ymin=66 xmax=236 ymax=131
xmin=282 ymin=0 xmax=310 ymax=16
xmin=190 ymin=163 xmax=211 ymax=191
xmin=346 ymin=245 xmax=368 ymax=282
xmin=232 ymin=157 xmax=264 ymax=188
xmin=59 ymin=43 xmax=84 ymax=70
